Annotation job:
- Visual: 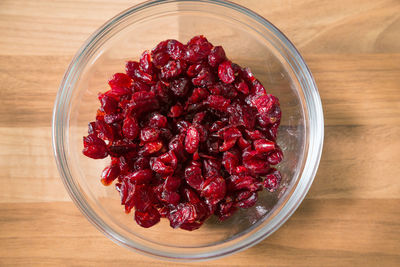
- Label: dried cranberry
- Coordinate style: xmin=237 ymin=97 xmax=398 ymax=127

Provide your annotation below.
xmin=161 ymin=60 xmax=182 ymax=80
xmin=263 ymin=168 xmax=282 ymax=192
xmin=192 ymin=67 xmax=215 ymax=87
xmin=126 ymin=61 xmax=153 ymax=84
xmin=254 ymin=139 xmax=275 ymax=153
xmin=139 ymin=127 xmax=160 ymax=143
xmin=126 ymin=169 xmax=153 ymax=184
xmin=184 ymin=164 xmax=204 ymax=191
xmin=234 ymin=191 xmax=258 ymax=208
xmin=208 ymin=46 xmax=226 ymax=67
xmin=147 ymin=112 xmax=168 ymax=128
xmin=100 ymin=95 xmax=118 ymax=114
xmin=185 ymin=126 xmax=200 ymax=154
xmin=168 ymin=103 xmax=184 ymax=118
xmin=139 ymin=141 xmax=163 ymax=156
xmin=108 ymin=73 xmax=132 ymax=95
xmin=267 ymin=147 xmax=284 ymax=165
xmin=122 ymin=116 xmax=139 ymax=139
xmin=185 ymin=35 xmax=212 ymax=63
xmin=222 ymin=149 xmax=240 ymax=175
xmin=234 ymin=79 xmax=249 ymax=94
xmin=206 ymin=95 xmax=230 ymax=112
xmin=101 ymin=164 xmax=120 ymax=186
xmin=82 ymin=134 xmax=108 ymax=159
xmin=166 ymin=39 xmax=186 ymax=60
xmin=170 ymin=77 xmax=190 ymax=97
xmin=164 ymin=175 xmax=181 ymax=191
xmin=218 ymin=61 xmax=235 ymax=84
xmin=135 ymin=207 xmax=160 ymax=228
xmin=139 ymin=50 xmax=153 ymax=74
xmin=201 ymin=176 xmax=226 ymax=205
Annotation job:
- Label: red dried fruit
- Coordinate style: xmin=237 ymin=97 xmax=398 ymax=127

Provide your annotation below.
xmin=242 ymin=150 xmax=270 ymax=175
xmin=82 ymin=134 xmax=108 ymax=159
xmin=166 ymin=39 xmax=186 ymax=60
xmin=227 ymin=175 xmax=259 ymax=192
xmin=254 ymin=139 xmax=276 ymax=153
xmin=127 ymin=91 xmax=160 ymax=117
xmin=222 ymin=149 xmax=240 ymax=175
xmin=188 ymin=87 xmax=209 ymax=104
xmin=185 ymin=35 xmax=213 ymax=63
xmin=218 ymin=61 xmax=235 ymax=84
xmin=126 ymin=61 xmax=153 ymax=84
xmin=140 ymin=127 xmax=160 ymax=143
xmin=122 ymin=116 xmax=139 ymax=139
xmin=147 ymin=112 xmax=168 ymax=128
xmin=263 ymin=168 xmax=282 ymax=192
xmin=206 ymin=95 xmax=230 ymax=112
xmin=108 ymin=139 xmax=137 ymax=157
xmin=168 ymin=103 xmax=184 ymax=118
xmin=185 ymin=126 xmax=200 ymax=154
xmin=208 ymin=46 xmax=226 ymax=67
xmin=202 ymin=158 xmax=221 ymax=179
xmin=95 ymin=119 xmax=114 ymax=141
xmin=164 ymin=175 xmax=181 ymax=191
xmin=161 ymin=60 xmax=182 ymax=80
xmin=170 ymin=77 xmax=190 ymax=97
xmin=184 ymin=165 xmax=204 ymax=190
xmin=126 ymin=169 xmax=153 ymax=184
xmin=133 ymin=156 xmax=149 ymax=171
xmin=134 ymin=185 xmax=154 ymax=212
xmin=234 ymin=79 xmax=249 ymax=94
xmin=150 ymin=151 xmax=177 ymax=175
xmin=101 ymin=164 xmax=120 ymax=186
xmin=201 ymin=176 xmax=226 ymax=205
xmin=83 ymin=35 xmax=283 ymax=230
xmin=218 ymin=126 xmax=241 ymax=152
xmin=161 ymin=190 xmax=180 ymax=205
xmin=100 ymin=95 xmax=118 ymax=114
xmin=193 ymin=67 xmax=215 ymax=87
xmin=267 ymin=148 xmax=284 ymax=165
xmin=139 ymin=50 xmax=153 ymax=74
xmin=216 ymin=197 xmax=237 ymax=221
xmin=108 ymin=73 xmax=132 ymax=95
xmin=135 ymin=207 xmax=160 ymax=228
xmin=168 ymin=203 xmax=198 ymax=229
xmin=234 ymin=191 xmax=258 ymax=208
xmin=139 ymin=141 xmax=163 ymax=156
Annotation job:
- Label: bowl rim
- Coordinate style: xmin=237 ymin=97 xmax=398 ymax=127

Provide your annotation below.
xmin=52 ymin=0 xmax=324 ymax=261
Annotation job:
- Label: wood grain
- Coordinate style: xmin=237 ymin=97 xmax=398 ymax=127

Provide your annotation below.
xmin=0 ymin=0 xmax=399 ymax=266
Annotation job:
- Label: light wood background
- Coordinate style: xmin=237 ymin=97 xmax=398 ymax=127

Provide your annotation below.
xmin=1 ymin=0 xmax=399 ymax=266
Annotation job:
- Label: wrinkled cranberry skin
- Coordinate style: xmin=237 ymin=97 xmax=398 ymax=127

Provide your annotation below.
xmin=185 ymin=126 xmax=200 ymax=154
xmin=208 ymin=46 xmax=226 ymax=67
xmin=82 ymin=134 xmax=108 ymax=159
xmin=83 ymin=35 xmax=283 ymax=230
xmin=101 ymin=164 xmax=120 ymax=186
xmin=100 ymin=95 xmax=118 ymax=114
xmin=263 ymin=168 xmax=282 ymax=192
xmin=201 ymin=176 xmax=226 ymax=205
xmin=122 ymin=116 xmax=139 ymax=139
xmin=184 ymin=165 xmax=204 ymax=190
xmin=218 ymin=61 xmax=235 ymax=84
xmin=108 ymin=73 xmax=132 ymax=95
xmin=135 ymin=207 xmax=160 ymax=228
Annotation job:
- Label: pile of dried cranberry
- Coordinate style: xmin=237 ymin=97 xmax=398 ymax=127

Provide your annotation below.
xmin=82 ymin=35 xmax=283 ymax=230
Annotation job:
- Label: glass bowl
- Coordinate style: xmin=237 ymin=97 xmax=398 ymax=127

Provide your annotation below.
xmin=52 ymin=0 xmax=323 ymax=261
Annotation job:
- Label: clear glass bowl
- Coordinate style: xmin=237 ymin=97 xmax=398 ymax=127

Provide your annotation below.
xmin=52 ymin=0 xmax=323 ymax=261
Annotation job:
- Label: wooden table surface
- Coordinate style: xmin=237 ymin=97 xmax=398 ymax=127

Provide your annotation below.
xmin=1 ymin=0 xmax=399 ymax=266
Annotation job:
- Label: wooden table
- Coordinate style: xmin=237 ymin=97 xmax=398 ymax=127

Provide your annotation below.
xmin=1 ymin=0 xmax=399 ymax=266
